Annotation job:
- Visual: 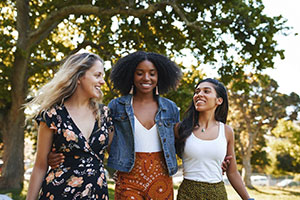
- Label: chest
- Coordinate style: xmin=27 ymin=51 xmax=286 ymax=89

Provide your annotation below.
xmin=184 ymin=133 xmax=227 ymax=161
xmin=133 ymin=101 xmax=158 ymax=130
xmin=66 ymin=108 xmax=96 ymax=140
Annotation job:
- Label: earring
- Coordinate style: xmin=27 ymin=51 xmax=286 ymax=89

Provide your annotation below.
xmin=155 ymin=86 xmax=159 ymax=95
xmin=129 ymin=85 xmax=134 ymax=95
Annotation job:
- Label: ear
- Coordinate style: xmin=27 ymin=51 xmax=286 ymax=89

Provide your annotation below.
xmin=216 ymin=97 xmax=223 ymax=105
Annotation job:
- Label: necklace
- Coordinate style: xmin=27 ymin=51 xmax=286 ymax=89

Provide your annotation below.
xmin=201 ymin=128 xmax=205 ymax=133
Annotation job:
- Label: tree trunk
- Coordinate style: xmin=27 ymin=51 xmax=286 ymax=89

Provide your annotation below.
xmin=0 ymin=115 xmax=25 ymax=189
xmin=242 ymin=154 xmax=254 ymax=189
xmin=0 ymin=48 xmax=28 ymax=189
xmin=242 ymin=133 xmax=255 ymax=189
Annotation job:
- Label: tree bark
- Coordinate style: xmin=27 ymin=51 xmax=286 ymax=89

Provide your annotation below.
xmin=0 ymin=49 xmax=28 ymax=189
xmin=242 ymin=133 xmax=254 ymax=189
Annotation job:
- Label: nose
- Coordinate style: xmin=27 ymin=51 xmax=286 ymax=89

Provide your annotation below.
xmin=143 ymin=73 xmax=150 ymax=81
xmin=99 ymin=77 xmax=105 ymax=85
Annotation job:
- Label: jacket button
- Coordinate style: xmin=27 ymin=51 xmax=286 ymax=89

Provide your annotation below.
xmin=158 ymin=122 xmax=162 ymax=126
xmin=166 ymin=154 xmax=169 ymax=158
xmin=163 ymin=138 xmax=166 ymax=142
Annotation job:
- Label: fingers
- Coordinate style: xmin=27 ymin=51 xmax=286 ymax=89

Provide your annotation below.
xmin=225 ymin=155 xmax=233 ymax=160
xmin=48 ymin=150 xmax=65 ymax=169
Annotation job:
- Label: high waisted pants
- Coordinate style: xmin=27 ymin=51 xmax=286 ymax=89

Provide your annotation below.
xmin=114 ymin=152 xmax=173 ymax=200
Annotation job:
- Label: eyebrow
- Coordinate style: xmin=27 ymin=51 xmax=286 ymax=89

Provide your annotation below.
xmin=196 ymin=86 xmax=212 ymax=90
xmin=135 ymin=69 xmax=157 ymax=72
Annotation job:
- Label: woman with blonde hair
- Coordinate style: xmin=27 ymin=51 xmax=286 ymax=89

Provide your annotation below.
xmin=26 ymin=52 xmax=113 ymax=199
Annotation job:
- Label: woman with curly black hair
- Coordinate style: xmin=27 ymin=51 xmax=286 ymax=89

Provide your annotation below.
xmin=108 ymin=51 xmax=182 ymax=200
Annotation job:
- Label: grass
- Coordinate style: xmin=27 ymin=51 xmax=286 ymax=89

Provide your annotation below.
xmin=225 ymin=185 xmax=300 ymax=200
xmin=2 ymin=181 xmax=300 ymax=199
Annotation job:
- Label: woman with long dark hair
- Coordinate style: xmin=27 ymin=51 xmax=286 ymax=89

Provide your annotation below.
xmin=175 ymin=78 xmax=252 ymax=200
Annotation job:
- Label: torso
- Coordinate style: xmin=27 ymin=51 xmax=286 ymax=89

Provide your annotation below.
xmin=182 ymin=122 xmax=227 ymax=183
xmin=37 ymin=104 xmax=112 ymax=199
xmin=132 ymin=97 xmax=158 ymax=130
xmin=64 ymin=104 xmax=95 ymax=141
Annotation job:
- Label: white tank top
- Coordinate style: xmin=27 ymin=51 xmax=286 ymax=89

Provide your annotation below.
xmin=182 ymin=122 xmax=227 ymax=183
xmin=134 ymin=116 xmax=162 ymax=152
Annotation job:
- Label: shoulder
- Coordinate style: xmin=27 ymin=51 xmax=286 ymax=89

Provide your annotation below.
xmin=108 ymin=95 xmax=129 ymax=107
xmin=159 ymin=96 xmax=178 ymax=108
xmin=223 ymin=123 xmax=234 ymax=141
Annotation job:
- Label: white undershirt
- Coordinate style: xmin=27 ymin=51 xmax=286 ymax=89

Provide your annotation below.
xmin=134 ymin=116 xmax=162 ymax=152
xmin=182 ymin=122 xmax=227 ymax=183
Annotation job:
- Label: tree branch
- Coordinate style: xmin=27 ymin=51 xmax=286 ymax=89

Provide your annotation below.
xmin=31 ymin=40 xmax=109 ymax=67
xmin=28 ymin=2 xmax=169 ymax=47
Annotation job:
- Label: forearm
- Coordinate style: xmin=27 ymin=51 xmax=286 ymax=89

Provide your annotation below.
xmin=227 ymin=171 xmax=250 ymax=200
xmin=26 ymin=165 xmax=48 ymax=200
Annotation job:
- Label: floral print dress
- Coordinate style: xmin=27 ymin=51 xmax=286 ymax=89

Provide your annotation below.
xmin=36 ymin=104 xmax=113 ymax=200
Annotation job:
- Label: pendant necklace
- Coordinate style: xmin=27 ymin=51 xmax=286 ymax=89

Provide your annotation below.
xmin=201 ymin=128 xmax=205 ymax=133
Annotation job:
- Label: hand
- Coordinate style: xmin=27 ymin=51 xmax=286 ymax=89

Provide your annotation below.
xmin=112 ymin=170 xmax=119 ymax=182
xmin=48 ymin=148 xmax=65 ymax=169
xmin=221 ymin=155 xmax=232 ymax=175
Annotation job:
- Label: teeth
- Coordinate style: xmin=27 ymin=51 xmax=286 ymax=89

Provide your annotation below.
xmin=142 ymin=84 xmax=151 ymax=86
xmin=95 ymin=86 xmax=101 ymax=90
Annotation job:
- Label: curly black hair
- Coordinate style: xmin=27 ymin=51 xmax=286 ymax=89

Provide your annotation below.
xmin=110 ymin=51 xmax=182 ymax=95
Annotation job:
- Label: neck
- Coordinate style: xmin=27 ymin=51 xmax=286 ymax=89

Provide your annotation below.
xmin=65 ymin=92 xmax=90 ymax=108
xmin=197 ymin=111 xmax=216 ymax=129
xmin=133 ymin=92 xmax=155 ymax=102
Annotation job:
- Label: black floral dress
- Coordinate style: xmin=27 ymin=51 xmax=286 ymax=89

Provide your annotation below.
xmin=36 ymin=104 xmax=113 ymax=200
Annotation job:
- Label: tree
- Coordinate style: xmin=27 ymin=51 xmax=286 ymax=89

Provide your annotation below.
xmin=0 ymin=0 xmax=287 ymax=189
xmin=227 ymin=74 xmax=300 ymax=188
xmin=267 ymin=119 xmax=300 ymax=174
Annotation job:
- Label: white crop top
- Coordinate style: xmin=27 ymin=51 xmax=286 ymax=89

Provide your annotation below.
xmin=134 ymin=116 xmax=162 ymax=152
xmin=182 ymin=122 xmax=227 ymax=183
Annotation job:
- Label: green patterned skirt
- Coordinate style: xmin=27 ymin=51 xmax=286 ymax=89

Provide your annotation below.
xmin=177 ymin=179 xmax=228 ymax=200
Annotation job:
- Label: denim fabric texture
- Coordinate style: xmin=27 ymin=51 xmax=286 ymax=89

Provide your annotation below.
xmin=107 ymin=95 xmax=179 ymax=176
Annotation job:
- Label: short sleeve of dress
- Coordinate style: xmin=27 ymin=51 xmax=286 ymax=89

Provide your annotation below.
xmin=35 ymin=107 xmax=59 ymax=131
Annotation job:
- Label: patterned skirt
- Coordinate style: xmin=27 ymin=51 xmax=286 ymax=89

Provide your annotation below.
xmin=114 ymin=151 xmax=173 ymax=200
xmin=177 ymin=178 xmax=227 ymax=200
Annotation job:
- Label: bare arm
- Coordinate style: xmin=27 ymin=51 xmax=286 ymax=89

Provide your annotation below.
xmin=107 ymin=126 xmax=114 ymax=152
xmin=174 ymin=122 xmax=180 ymax=139
xmin=26 ymin=122 xmax=53 ymax=200
xmin=225 ymin=125 xmax=251 ymax=200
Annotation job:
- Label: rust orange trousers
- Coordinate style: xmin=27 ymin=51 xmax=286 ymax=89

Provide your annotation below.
xmin=114 ymin=152 xmax=174 ymax=200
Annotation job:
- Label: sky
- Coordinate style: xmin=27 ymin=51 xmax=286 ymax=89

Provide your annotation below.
xmin=260 ymin=0 xmax=300 ymax=96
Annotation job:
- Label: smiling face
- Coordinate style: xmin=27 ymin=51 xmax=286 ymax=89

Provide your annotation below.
xmin=133 ymin=60 xmax=158 ymax=95
xmin=193 ymin=81 xmax=223 ymax=112
xmin=78 ymin=60 xmax=105 ymax=99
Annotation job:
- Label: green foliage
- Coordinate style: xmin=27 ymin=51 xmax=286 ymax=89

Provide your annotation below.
xmin=165 ymin=65 xmax=205 ymax=118
xmin=267 ymin=119 xmax=300 ymax=174
xmin=0 ymin=0 xmax=294 ymax=188
xmin=228 ymin=74 xmax=300 ymax=171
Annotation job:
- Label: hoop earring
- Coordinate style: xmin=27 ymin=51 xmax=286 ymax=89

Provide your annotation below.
xmin=129 ymin=85 xmax=134 ymax=95
xmin=155 ymin=86 xmax=159 ymax=95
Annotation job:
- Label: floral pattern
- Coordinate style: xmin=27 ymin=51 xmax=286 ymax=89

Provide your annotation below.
xmin=36 ymin=104 xmax=113 ymax=200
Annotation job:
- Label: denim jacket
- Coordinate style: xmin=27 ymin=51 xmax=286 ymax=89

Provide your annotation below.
xmin=107 ymin=95 xmax=179 ymax=176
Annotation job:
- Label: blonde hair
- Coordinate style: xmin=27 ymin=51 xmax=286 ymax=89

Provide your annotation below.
xmin=26 ymin=52 xmax=104 ymax=123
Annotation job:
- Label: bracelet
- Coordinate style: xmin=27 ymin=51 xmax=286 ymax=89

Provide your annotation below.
xmin=248 ymin=198 xmax=255 ymax=200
